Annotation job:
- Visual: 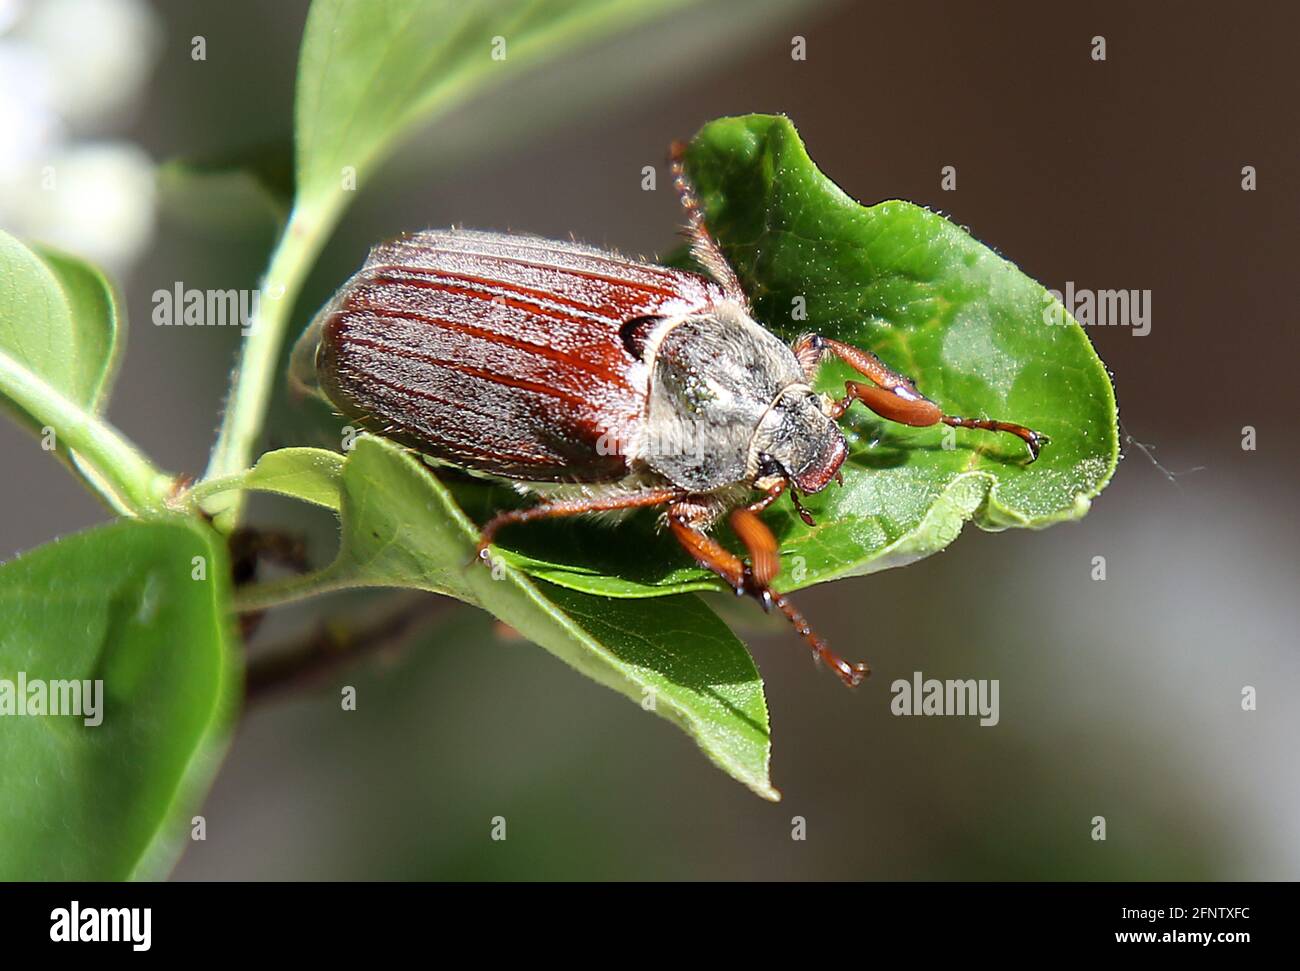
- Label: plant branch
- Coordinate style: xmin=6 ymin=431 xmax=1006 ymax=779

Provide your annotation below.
xmin=245 ymin=592 xmax=450 ymax=702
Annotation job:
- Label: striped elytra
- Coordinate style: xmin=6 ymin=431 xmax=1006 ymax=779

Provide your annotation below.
xmin=315 ymin=228 xmax=725 ymax=482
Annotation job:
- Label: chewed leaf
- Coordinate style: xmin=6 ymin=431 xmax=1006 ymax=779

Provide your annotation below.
xmin=485 ymin=113 xmax=1119 ymax=596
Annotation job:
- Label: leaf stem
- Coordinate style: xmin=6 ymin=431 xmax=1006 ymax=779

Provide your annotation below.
xmin=203 ymin=197 xmax=342 ymax=523
xmin=233 ymin=566 xmax=350 ymax=613
xmin=0 ymin=348 xmax=172 ymax=515
xmin=181 ymin=471 xmax=248 ymax=512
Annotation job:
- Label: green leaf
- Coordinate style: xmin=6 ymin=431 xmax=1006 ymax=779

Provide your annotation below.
xmin=483 ymin=114 xmax=1119 ymax=596
xmin=0 ymin=521 xmax=239 ymax=879
xmin=293 ymin=0 xmax=705 ymax=212
xmin=0 ymin=235 xmax=121 ymax=415
xmin=0 ymin=231 xmax=168 ymax=514
xmin=236 ymin=438 xmax=775 ymax=799
xmin=242 ymin=446 xmax=344 ymax=509
xmin=194 ymin=446 xmax=345 ymax=520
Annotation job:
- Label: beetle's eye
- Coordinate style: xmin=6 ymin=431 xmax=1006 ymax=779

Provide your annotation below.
xmin=756 ymin=452 xmax=788 ymax=481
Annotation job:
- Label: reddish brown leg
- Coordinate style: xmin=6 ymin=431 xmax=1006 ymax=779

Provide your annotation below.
xmin=742 ymin=478 xmax=789 ymax=517
xmin=669 ymin=496 xmax=870 ymax=688
xmin=794 ymin=334 xmax=1049 ymax=460
xmin=476 ymin=487 xmax=683 ymax=562
xmin=728 ymin=506 xmax=781 ymax=590
xmin=668 ymin=140 xmax=748 ymax=307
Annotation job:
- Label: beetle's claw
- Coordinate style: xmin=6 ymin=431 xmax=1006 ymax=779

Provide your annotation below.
xmin=1024 ymin=430 xmax=1051 ymax=462
xmin=842 ymin=661 xmax=871 ymax=688
xmin=735 ymin=567 xmax=774 ymax=612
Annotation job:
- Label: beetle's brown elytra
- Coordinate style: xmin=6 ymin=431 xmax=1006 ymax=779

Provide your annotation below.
xmin=307 ymin=142 xmax=1048 ymax=688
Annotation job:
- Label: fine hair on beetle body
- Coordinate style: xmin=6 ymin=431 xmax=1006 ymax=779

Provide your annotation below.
xmin=304 ymin=141 xmax=1049 ymax=689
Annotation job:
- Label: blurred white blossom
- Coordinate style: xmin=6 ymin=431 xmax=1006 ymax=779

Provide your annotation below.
xmin=0 ymin=0 xmax=161 ymax=276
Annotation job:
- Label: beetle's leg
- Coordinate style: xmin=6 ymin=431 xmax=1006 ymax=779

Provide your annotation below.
xmin=668 ymin=140 xmax=749 ymax=307
xmin=728 ymin=506 xmax=782 ymax=591
xmin=745 ymin=477 xmax=786 ymax=514
xmin=668 ymin=502 xmax=747 ymax=590
xmin=475 ymin=487 xmax=683 ymax=564
xmin=668 ymin=499 xmax=869 ymax=688
xmin=793 ymin=334 xmax=1049 ymax=461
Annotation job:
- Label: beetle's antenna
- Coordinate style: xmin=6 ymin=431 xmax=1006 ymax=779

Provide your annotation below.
xmin=668 ymin=140 xmax=749 ymax=307
xmin=788 ymin=487 xmax=816 ymax=527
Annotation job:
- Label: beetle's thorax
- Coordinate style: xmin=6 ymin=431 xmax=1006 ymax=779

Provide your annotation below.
xmin=635 ymin=301 xmax=845 ymax=494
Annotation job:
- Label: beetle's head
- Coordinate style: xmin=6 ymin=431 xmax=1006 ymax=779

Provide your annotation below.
xmin=751 ymin=384 xmax=847 ymax=494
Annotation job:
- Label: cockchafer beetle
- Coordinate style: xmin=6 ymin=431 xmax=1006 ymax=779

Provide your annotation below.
xmin=299 ymin=143 xmax=1048 ymax=687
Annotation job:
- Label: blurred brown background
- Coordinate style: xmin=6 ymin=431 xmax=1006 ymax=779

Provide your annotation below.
xmin=2 ymin=0 xmax=1297 ymax=879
